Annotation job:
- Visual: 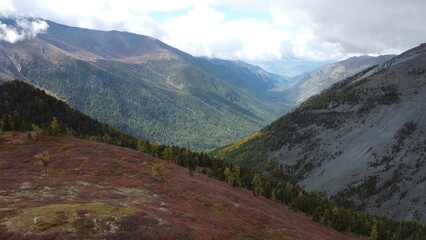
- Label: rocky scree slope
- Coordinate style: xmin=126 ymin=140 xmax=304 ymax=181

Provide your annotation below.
xmin=285 ymin=55 xmax=394 ymax=105
xmin=214 ymin=43 xmax=426 ymax=222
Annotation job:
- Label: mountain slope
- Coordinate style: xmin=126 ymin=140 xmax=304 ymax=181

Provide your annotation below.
xmin=0 ymin=18 xmax=284 ymax=151
xmin=0 ymin=132 xmax=363 ymax=240
xmin=286 ymin=55 xmax=394 ymax=104
xmin=0 ymin=78 xmax=358 ymax=239
xmin=0 ymin=80 xmax=139 ymax=148
xmin=214 ymin=43 xmax=426 ymax=222
xmin=2 ymin=79 xmax=425 ymax=239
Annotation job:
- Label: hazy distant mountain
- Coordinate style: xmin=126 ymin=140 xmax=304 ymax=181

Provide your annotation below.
xmin=0 ymin=18 xmax=287 ymax=151
xmin=249 ymin=59 xmax=331 ymax=78
xmin=214 ymin=43 xmax=426 ymax=222
xmin=286 ymin=55 xmax=395 ymax=104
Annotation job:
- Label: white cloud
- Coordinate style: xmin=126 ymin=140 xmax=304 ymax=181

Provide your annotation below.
xmin=1 ymin=0 xmax=425 ymax=61
xmin=264 ymin=0 xmax=426 ymax=59
xmin=0 ymin=19 xmax=49 ymax=43
xmin=161 ymin=4 xmax=293 ymax=60
xmin=0 ymin=0 xmax=16 ymax=17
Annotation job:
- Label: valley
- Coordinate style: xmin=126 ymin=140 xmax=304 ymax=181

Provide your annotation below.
xmin=1 ymin=11 xmax=426 ymax=240
xmin=0 ymin=19 xmax=287 ymax=151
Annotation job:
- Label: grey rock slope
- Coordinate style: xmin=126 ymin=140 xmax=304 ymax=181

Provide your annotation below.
xmin=215 ymin=43 xmax=426 ymax=222
xmin=286 ymin=55 xmax=394 ymax=104
xmin=277 ymin=45 xmax=426 ymax=222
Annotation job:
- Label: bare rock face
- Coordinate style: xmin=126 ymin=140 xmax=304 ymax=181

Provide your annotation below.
xmin=276 ymin=44 xmax=426 ymax=222
xmin=217 ymin=43 xmax=426 ymax=222
xmin=286 ymin=55 xmax=394 ymax=104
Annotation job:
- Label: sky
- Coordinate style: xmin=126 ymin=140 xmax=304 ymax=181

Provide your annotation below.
xmin=1 ymin=0 xmax=426 ymax=62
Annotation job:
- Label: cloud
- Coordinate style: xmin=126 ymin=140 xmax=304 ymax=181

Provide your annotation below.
xmin=160 ymin=4 xmax=293 ymax=60
xmin=1 ymin=0 xmax=425 ymax=61
xmin=0 ymin=0 xmax=16 ymax=17
xmin=0 ymin=19 xmax=49 ymax=43
xmin=265 ymin=0 xmax=426 ymax=59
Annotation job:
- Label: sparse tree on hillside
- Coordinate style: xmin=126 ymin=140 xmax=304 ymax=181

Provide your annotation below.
xmin=224 ymin=167 xmax=234 ymax=186
xmin=161 ymin=147 xmax=174 ymax=162
xmin=369 ymin=224 xmax=379 ymax=240
xmin=48 ymin=117 xmax=60 ymax=135
xmin=232 ymin=166 xmax=242 ymax=188
xmin=34 ymin=151 xmax=50 ymax=173
xmin=252 ymin=174 xmax=263 ymax=197
xmin=151 ymin=163 xmax=165 ymax=182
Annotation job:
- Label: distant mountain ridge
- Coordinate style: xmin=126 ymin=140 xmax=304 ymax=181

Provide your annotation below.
xmin=285 ymin=55 xmax=395 ymax=104
xmin=0 ymin=18 xmax=288 ymax=151
xmin=214 ymin=43 xmax=426 ymax=222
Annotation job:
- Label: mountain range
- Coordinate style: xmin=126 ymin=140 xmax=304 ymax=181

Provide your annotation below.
xmin=0 ymin=18 xmax=397 ymax=152
xmin=1 ymin=17 xmax=425 ymax=229
xmin=214 ymin=43 xmax=426 ymax=222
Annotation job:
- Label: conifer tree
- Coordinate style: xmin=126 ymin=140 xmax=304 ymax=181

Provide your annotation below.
xmin=1 ymin=114 xmax=11 ymax=132
xmin=48 ymin=117 xmax=60 ymax=135
xmin=232 ymin=166 xmax=242 ymax=187
xmin=224 ymin=168 xmax=234 ymax=186
xmin=252 ymin=174 xmax=263 ymax=197
xmin=370 ymin=224 xmax=379 ymax=240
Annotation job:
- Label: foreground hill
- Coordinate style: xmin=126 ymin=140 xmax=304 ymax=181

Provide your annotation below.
xmin=0 ymin=132 xmax=360 ymax=240
xmin=0 ymin=18 xmax=287 ymax=151
xmin=214 ymin=43 xmax=426 ymax=222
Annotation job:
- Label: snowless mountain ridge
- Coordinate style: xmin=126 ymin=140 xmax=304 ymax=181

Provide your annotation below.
xmin=215 ymin=43 xmax=426 ymax=223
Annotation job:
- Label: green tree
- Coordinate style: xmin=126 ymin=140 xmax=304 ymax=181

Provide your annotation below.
xmin=331 ymin=206 xmax=348 ymax=232
xmin=48 ymin=117 xmax=60 ymax=135
xmin=313 ymin=206 xmax=323 ymax=222
xmin=270 ymin=188 xmax=277 ymax=201
xmin=370 ymin=224 xmax=379 ymax=240
xmin=151 ymin=163 xmax=165 ymax=182
xmin=1 ymin=114 xmax=11 ymax=132
xmin=224 ymin=167 xmax=235 ymax=186
xmin=323 ymin=208 xmax=331 ymax=225
xmin=11 ymin=113 xmax=22 ymax=130
xmin=232 ymin=166 xmax=242 ymax=187
xmin=162 ymin=147 xmax=174 ymax=161
xmin=252 ymin=174 xmax=263 ymax=197
xmin=390 ymin=232 xmax=400 ymax=240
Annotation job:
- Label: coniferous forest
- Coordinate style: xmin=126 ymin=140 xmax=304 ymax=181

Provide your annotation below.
xmin=1 ymin=80 xmax=425 ymax=240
